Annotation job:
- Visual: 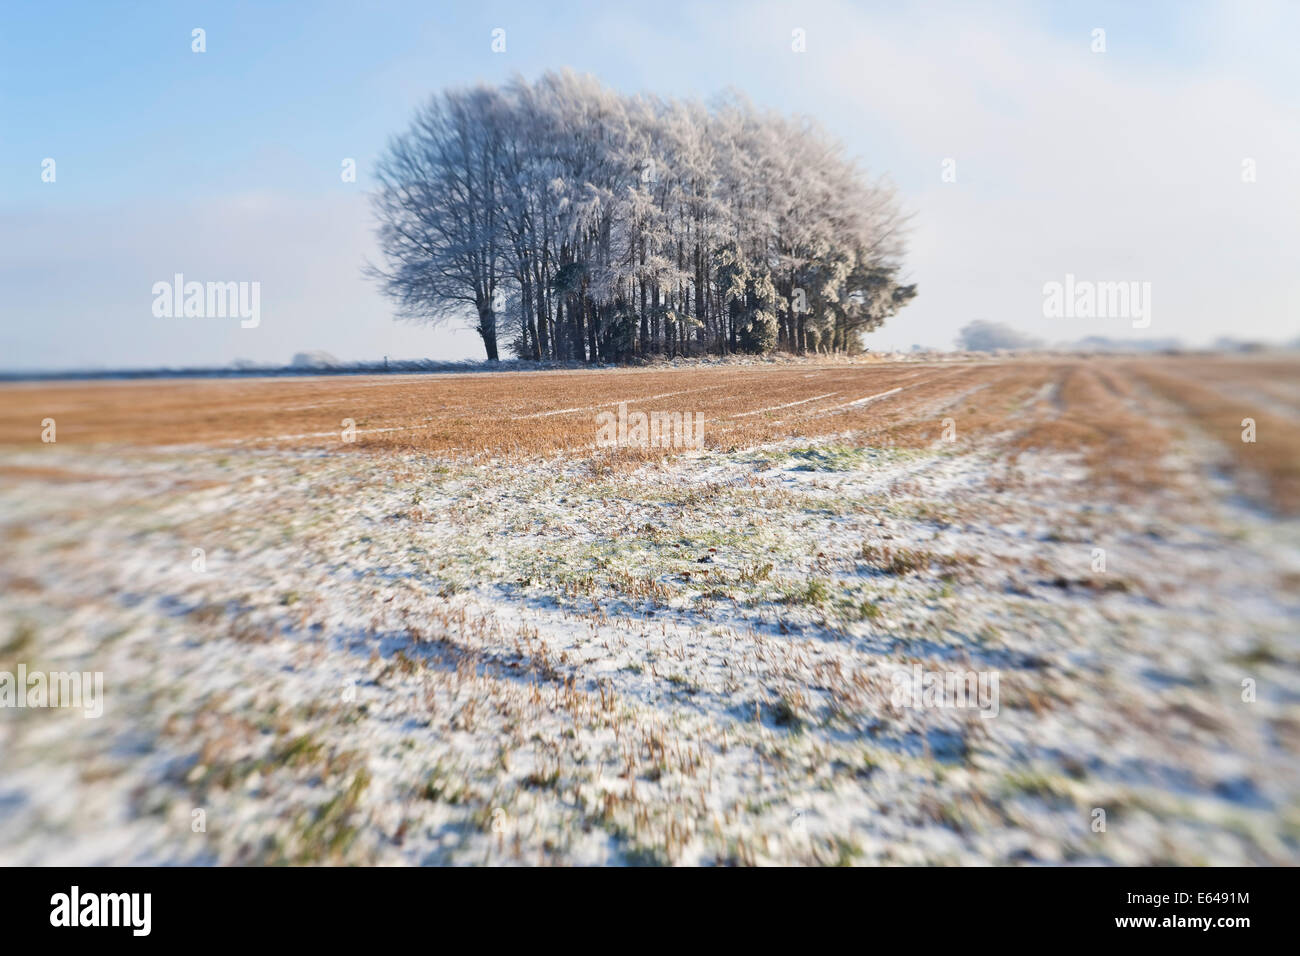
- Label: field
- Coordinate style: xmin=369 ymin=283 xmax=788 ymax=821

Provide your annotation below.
xmin=1 ymin=354 xmax=1298 ymax=865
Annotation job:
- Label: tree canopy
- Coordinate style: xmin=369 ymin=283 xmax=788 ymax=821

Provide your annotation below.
xmin=370 ymin=71 xmax=915 ymax=362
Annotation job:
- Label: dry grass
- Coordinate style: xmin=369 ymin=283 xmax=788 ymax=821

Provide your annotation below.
xmin=1129 ymin=360 xmax=1300 ymax=514
xmin=2 ymin=354 xmax=1296 ymax=512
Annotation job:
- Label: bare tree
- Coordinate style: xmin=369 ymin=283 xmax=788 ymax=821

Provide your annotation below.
xmin=369 ymin=86 xmax=507 ymax=360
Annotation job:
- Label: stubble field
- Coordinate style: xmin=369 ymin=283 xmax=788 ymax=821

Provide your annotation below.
xmin=1 ymin=354 xmax=1298 ymax=864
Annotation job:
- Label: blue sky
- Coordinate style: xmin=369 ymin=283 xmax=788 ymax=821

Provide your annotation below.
xmin=3 ymin=0 xmax=1298 ymax=369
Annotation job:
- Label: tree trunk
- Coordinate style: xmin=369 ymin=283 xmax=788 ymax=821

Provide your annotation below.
xmin=638 ymin=238 xmax=648 ymax=356
xmin=651 ymin=282 xmax=660 ymax=354
xmin=693 ymin=243 xmax=705 ymax=352
xmin=520 ymin=274 xmax=537 ymax=360
xmin=478 ymin=304 xmax=499 ymax=362
xmin=554 ymin=297 xmax=565 ymax=361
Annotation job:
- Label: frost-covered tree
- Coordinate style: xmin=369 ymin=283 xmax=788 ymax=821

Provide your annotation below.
xmin=957 ymin=320 xmax=1043 ymax=352
xmin=369 ymin=71 xmax=915 ymax=362
xmin=368 ymin=85 xmax=508 ymax=360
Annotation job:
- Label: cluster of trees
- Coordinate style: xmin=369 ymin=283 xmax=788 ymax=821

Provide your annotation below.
xmin=369 ymin=71 xmax=915 ymax=362
xmin=956 ymin=320 xmax=1044 ymax=352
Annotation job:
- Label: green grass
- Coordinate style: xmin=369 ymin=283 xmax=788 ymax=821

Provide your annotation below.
xmin=787 ymin=445 xmax=872 ymax=472
xmin=779 ymin=576 xmax=832 ymax=606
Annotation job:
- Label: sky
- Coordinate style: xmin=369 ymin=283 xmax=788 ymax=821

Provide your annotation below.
xmin=2 ymin=0 xmax=1298 ymax=370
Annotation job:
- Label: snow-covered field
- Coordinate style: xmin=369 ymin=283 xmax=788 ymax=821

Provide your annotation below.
xmin=2 ymin=360 xmax=1298 ymax=865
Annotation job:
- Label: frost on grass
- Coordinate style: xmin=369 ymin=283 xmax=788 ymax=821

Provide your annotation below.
xmin=1 ymin=412 xmax=1298 ymax=865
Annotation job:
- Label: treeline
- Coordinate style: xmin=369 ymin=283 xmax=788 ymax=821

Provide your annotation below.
xmin=369 ymin=71 xmax=916 ymax=362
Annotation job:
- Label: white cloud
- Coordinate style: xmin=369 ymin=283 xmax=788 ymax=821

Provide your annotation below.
xmin=608 ymin=0 xmax=1300 ymax=347
xmin=815 ymin=0 xmax=1300 ymax=347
